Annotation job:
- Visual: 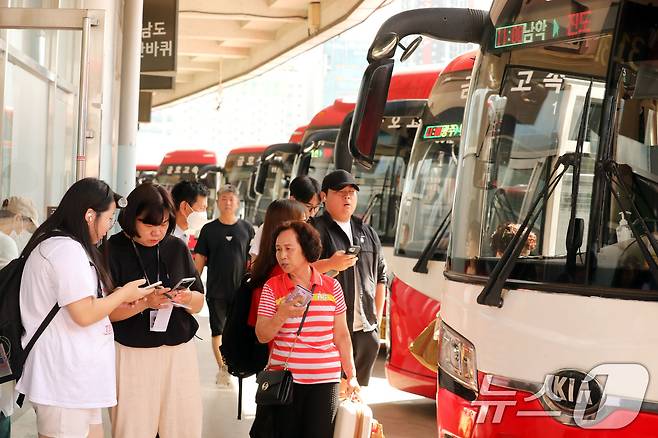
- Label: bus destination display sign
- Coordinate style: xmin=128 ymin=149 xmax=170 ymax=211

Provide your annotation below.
xmin=494 ymin=8 xmax=614 ymax=50
xmin=423 ymin=124 xmax=462 ymax=139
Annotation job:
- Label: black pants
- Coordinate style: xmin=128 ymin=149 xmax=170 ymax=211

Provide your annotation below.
xmin=351 ymin=329 xmax=380 ymax=386
xmin=251 ymin=382 xmax=339 ymax=438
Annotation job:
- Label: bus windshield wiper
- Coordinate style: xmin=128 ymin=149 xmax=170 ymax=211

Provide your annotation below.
xmin=566 ymin=81 xmax=593 ymax=274
xmin=477 ymin=154 xmax=574 ymax=307
xmin=599 ymin=160 xmax=658 ymax=286
xmin=413 ymin=208 xmax=452 ymax=274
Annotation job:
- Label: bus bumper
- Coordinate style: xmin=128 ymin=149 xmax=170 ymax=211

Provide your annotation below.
xmin=437 ymin=374 xmax=658 ymax=438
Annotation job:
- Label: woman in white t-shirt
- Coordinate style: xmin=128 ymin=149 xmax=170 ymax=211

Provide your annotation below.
xmin=17 ymin=178 xmax=152 ymax=438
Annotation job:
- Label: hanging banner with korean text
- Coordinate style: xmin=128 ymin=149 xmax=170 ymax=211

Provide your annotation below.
xmin=141 ymin=0 xmax=178 ymax=76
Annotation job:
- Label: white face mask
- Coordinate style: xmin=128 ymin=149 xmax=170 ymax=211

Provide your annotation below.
xmin=186 ymin=210 xmax=208 ymax=232
xmin=10 ymin=229 xmax=32 ymax=252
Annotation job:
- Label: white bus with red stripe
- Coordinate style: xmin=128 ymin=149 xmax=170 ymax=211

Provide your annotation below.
xmin=385 ymin=52 xmax=475 ymax=399
xmin=349 ymin=1 xmax=658 ymax=436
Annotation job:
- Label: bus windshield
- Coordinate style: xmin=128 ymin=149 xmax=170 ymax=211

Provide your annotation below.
xmin=395 ymin=68 xmax=470 ymax=260
xmin=224 ymin=152 xmax=259 ymax=197
xmin=449 ymin=0 xmax=658 ymax=295
xmin=306 ymin=140 xmax=335 ymax=184
xmin=355 ymin=114 xmax=419 ymax=244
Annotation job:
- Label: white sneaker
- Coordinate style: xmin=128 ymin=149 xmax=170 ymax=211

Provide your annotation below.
xmin=216 ymin=366 xmax=232 ymax=387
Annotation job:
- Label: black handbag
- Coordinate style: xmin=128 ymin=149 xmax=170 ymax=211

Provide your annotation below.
xmin=255 ymin=286 xmax=314 ymax=406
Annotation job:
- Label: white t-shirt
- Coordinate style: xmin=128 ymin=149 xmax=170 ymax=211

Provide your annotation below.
xmin=334 ymin=219 xmax=353 ymax=243
xmin=16 ymin=236 xmax=116 ymax=409
xmin=0 ymin=231 xmax=18 ymax=269
xmin=333 ymin=219 xmax=365 ymax=331
xmin=250 ymin=224 xmax=263 ymax=258
xmin=173 ymin=224 xmax=189 ymax=246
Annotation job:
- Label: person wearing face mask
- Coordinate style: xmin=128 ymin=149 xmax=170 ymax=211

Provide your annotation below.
xmin=170 ymin=180 xmax=209 ymax=247
xmin=0 ymin=196 xmax=39 ymax=253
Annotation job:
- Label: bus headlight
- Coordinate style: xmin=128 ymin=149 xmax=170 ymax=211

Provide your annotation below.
xmin=437 ymin=321 xmax=478 ymax=393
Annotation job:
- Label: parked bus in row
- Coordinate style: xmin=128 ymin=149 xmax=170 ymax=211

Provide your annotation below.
xmin=381 ymin=52 xmax=475 ymax=399
xmin=155 ymin=149 xmax=220 ymax=216
xmin=350 ymin=1 xmax=658 ymax=435
xmin=223 ymin=145 xmax=267 ymax=223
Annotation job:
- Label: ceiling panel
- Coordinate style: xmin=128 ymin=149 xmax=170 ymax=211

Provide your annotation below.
xmin=152 ymin=0 xmax=386 ymax=107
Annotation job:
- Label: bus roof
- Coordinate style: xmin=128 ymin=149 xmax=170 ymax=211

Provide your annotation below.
xmin=442 ymin=50 xmax=477 ymax=75
xmin=136 ymin=164 xmax=159 ymax=172
xmin=160 ymin=149 xmax=216 ymax=165
xmin=289 ymin=125 xmax=307 ymax=143
xmin=306 ymin=69 xmax=442 ymax=130
xmin=387 ymin=68 xmax=442 ymax=101
xmin=226 ymin=145 xmax=268 ymax=156
xmin=307 ymin=99 xmax=356 ymax=129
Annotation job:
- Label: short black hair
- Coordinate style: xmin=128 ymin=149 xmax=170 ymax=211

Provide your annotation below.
xmin=272 ymin=220 xmax=322 ymax=262
xmin=119 ymin=183 xmax=176 ymax=238
xmin=289 ymin=176 xmax=321 ymax=204
xmin=171 ymin=180 xmax=209 ymax=211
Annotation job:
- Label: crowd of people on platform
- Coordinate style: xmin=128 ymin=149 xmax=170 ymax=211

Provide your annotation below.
xmin=0 ymin=168 xmax=387 ymax=438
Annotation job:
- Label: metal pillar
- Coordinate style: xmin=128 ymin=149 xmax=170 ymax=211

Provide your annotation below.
xmin=116 ymin=0 xmax=143 ymax=196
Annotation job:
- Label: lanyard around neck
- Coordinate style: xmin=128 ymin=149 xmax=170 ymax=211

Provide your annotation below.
xmin=130 ymin=239 xmax=160 ymax=285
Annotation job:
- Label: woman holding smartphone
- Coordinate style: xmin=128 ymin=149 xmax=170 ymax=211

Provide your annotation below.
xmin=104 ymin=183 xmax=205 ymax=438
xmin=17 ymin=178 xmax=150 ymax=438
xmin=253 ymin=221 xmax=359 ymax=438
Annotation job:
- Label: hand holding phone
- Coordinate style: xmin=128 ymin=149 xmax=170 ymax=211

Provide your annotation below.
xmin=171 ymin=277 xmax=196 ymax=291
xmin=140 ymin=280 xmax=163 ymax=290
xmin=162 ymin=277 xmax=196 ymax=309
xmin=285 ymin=285 xmax=313 ymax=307
xmin=346 ymin=245 xmax=361 ymax=256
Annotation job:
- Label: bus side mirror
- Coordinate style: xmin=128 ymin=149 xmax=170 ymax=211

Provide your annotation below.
xmin=335 ymin=112 xmax=354 ymax=172
xmin=254 ymin=161 xmax=270 ymax=195
xmin=349 ymin=58 xmax=394 ymax=170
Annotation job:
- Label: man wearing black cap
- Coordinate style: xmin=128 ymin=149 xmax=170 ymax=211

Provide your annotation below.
xmin=310 ymin=169 xmax=387 ymax=386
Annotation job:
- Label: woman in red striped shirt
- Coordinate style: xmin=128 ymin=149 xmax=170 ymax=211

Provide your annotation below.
xmin=254 ymin=221 xmax=359 ymax=438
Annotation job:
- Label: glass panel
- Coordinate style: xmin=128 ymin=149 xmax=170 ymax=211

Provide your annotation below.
xmin=7 ymin=28 xmax=55 ymax=69
xmin=0 ymin=26 xmax=80 ymax=246
xmin=594 ymin=58 xmax=658 ymax=289
xmin=395 ymin=68 xmax=471 ymax=260
xmin=353 ymin=117 xmax=415 ymax=245
xmin=449 ymin=50 xmax=606 ymax=285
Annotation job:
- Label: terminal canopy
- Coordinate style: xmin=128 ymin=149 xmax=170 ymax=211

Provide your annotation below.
xmin=154 ymin=0 xmax=385 ymax=108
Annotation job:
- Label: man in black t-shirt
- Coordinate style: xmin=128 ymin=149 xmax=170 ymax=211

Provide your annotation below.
xmin=194 ymin=185 xmax=254 ymax=386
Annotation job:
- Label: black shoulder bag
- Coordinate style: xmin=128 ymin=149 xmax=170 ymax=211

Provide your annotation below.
xmin=255 ymin=285 xmax=315 ymax=406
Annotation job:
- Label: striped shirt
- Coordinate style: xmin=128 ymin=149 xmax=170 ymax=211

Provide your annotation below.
xmin=257 ymin=268 xmax=347 ymax=384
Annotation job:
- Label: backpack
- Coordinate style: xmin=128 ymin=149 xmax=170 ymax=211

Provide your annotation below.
xmin=0 ymin=231 xmax=67 ymax=391
xmin=220 ymin=274 xmax=269 ymax=419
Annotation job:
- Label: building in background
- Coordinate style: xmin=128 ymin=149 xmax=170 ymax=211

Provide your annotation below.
xmin=137 ymin=0 xmax=492 ymax=167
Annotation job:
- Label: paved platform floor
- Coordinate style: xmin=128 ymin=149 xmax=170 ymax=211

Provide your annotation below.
xmin=10 ymin=310 xmax=436 ymax=437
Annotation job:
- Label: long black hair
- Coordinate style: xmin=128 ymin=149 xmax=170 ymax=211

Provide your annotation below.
xmin=23 ymin=178 xmax=121 ymax=290
xmin=251 ymin=199 xmax=306 ymax=287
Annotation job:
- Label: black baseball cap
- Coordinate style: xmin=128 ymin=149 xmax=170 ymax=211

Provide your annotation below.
xmin=321 ymin=170 xmax=360 ymax=193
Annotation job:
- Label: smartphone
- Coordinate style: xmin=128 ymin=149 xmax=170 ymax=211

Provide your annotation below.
xmin=285 ymin=285 xmax=313 ymax=307
xmin=171 ymin=277 xmax=196 ymax=291
xmin=346 ymin=245 xmax=361 ymax=256
xmin=140 ymin=280 xmax=162 ymax=290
